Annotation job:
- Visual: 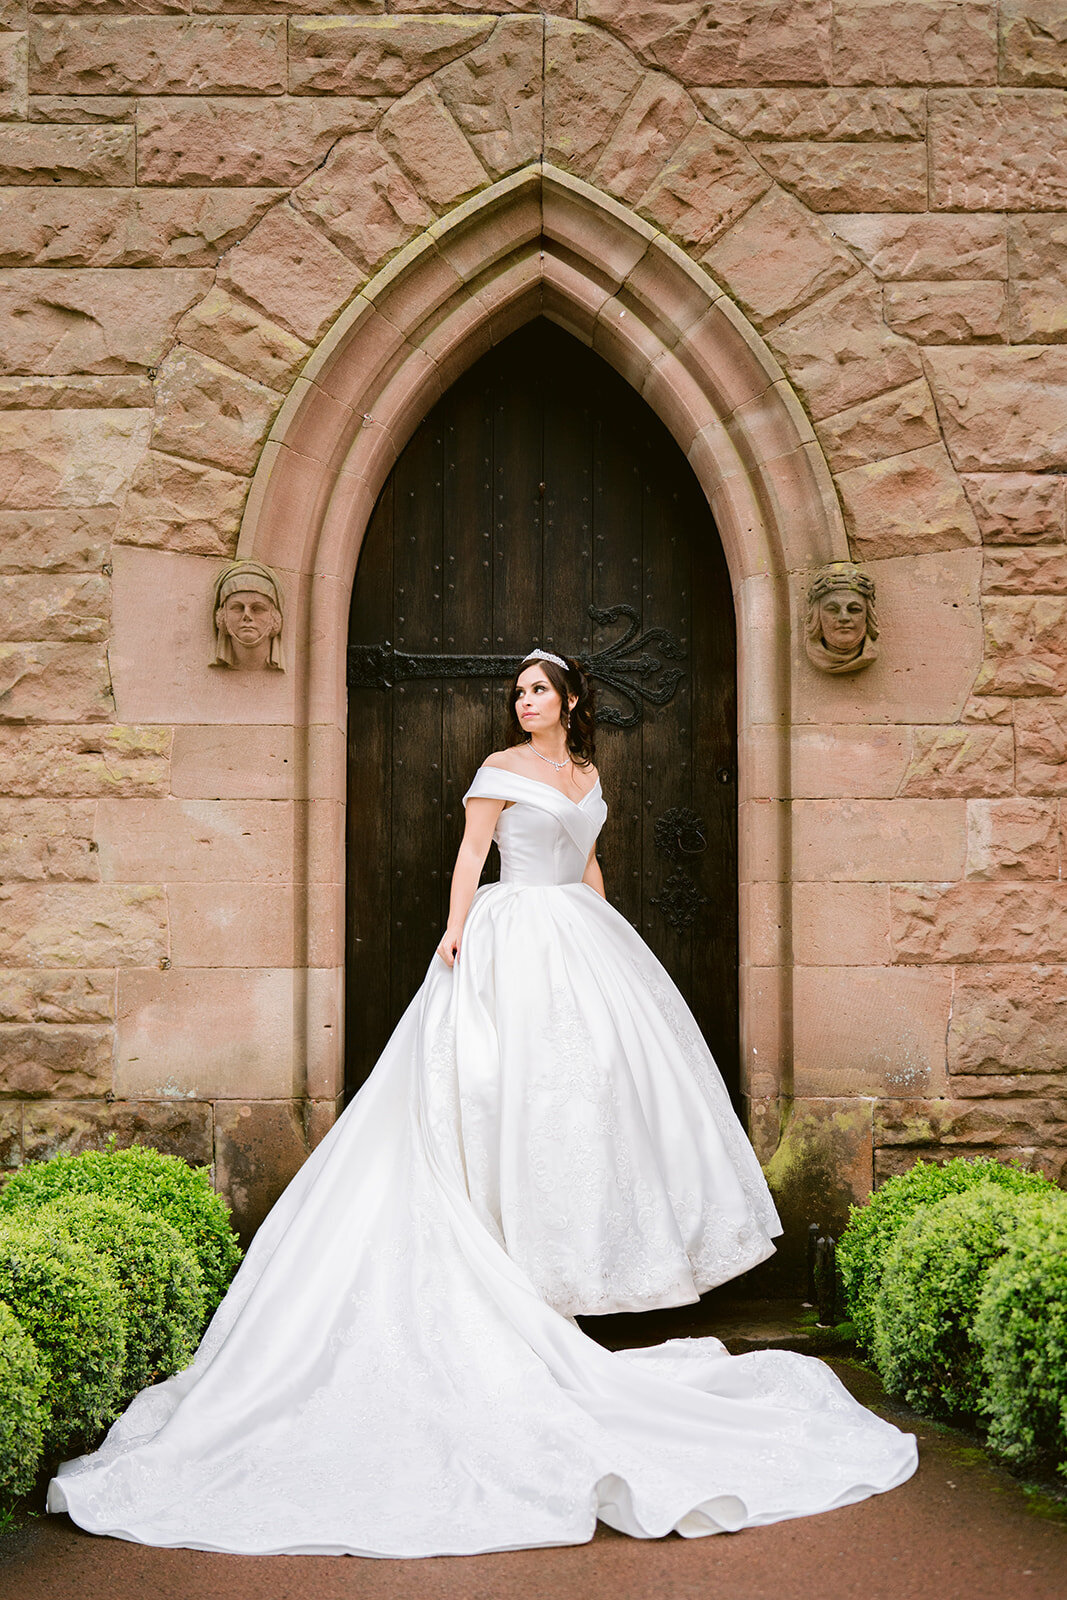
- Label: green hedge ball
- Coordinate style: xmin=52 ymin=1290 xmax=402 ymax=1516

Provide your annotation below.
xmin=0 ymin=1219 xmax=127 ymax=1459
xmin=33 ymin=1194 xmax=206 ymax=1406
xmin=0 ymin=1301 xmax=50 ymax=1503
xmin=975 ymin=1198 xmax=1067 ymax=1482
xmin=0 ymin=1145 xmax=241 ymax=1314
xmin=838 ymin=1156 xmax=1054 ymax=1354
xmin=872 ymin=1186 xmax=1033 ymax=1421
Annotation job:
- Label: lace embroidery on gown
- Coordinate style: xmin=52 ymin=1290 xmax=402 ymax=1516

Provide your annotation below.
xmin=48 ymin=765 xmax=917 ymax=1556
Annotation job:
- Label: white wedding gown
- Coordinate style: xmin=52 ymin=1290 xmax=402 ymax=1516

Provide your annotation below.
xmin=48 ymin=768 xmax=917 ymax=1555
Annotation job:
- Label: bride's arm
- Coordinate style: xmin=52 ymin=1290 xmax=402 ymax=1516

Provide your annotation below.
xmin=582 ymin=846 xmax=605 ymax=899
xmin=437 ymin=796 xmax=505 ymax=966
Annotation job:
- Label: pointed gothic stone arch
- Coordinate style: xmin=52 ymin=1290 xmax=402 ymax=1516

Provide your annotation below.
xmin=237 ymin=165 xmax=849 ymax=1128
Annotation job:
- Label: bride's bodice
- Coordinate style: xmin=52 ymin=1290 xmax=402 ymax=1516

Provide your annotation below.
xmin=463 ymin=767 xmax=607 ymax=887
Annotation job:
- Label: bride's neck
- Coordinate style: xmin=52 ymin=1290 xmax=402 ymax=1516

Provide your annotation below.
xmin=527 ymin=732 xmax=569 ymax=764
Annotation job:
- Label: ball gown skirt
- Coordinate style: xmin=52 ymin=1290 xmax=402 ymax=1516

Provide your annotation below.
xmin=47 ymin=769 xmax=917 ymax=1556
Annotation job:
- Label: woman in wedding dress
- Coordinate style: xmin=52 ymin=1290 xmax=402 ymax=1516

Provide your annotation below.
xmin=48 ymin=650 xmax=917 ymax=1556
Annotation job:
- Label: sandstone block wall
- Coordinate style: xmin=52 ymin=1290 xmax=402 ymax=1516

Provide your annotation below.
xmin=1 ymin=1 xmax=1064 ymax=1244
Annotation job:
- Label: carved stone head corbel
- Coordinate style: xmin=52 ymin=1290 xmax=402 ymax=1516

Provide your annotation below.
xmin=805 ymin=561 xmax=879 ymax=675
xmin=211 ymin=560 xmax=285 ymax=672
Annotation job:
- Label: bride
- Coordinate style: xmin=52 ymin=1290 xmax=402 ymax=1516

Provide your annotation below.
xmin=48 ymin=650 xmax=917 ymax=1556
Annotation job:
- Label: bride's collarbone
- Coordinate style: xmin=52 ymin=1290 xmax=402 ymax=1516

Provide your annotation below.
xmin=488 ymin=750 xmax=598 ymax=804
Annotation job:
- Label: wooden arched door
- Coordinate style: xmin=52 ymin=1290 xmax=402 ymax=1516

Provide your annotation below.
xmin=346 ymin=320 xmax=738 ymax=1101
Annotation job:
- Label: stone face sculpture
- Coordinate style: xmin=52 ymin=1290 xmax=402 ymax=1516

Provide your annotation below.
xmin=211 ymin=560 xmax=285 ymax=672
xmin=805 ymin=561 xmax=879 ymax=675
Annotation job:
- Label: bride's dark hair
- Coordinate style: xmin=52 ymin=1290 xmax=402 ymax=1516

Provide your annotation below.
xmin=506 ymin=654 xmax=597 ymax=766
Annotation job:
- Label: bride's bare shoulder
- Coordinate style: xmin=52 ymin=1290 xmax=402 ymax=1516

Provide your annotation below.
xmin=481 ymin=749 xmax=523 ymax=772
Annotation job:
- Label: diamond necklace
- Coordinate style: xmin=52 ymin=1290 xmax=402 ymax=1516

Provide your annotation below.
xmin=528 ymin=743 xmax=570 ymax=772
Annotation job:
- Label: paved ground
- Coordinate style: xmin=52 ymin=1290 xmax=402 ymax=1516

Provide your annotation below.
xmin=2 ymin=1310 xmax=1065 ymax=1600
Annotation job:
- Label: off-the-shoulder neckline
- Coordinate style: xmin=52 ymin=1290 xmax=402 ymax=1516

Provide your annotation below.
xmin=474 ymin=765 xmax=603 ymax=812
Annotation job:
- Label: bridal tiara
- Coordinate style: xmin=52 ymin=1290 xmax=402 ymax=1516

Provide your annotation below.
xmin=522 ymin=648 xmax=569 ymax=672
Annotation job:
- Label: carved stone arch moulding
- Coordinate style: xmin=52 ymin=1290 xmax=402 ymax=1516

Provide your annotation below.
xmin=240 ymin=166 xmax=846 ymax=589
xmin=238 ymin=166 xmax=848 ymax=1108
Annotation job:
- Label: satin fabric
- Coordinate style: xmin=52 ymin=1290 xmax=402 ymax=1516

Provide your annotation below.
xmin=48 ymin=768 xmax=916 ymax=1555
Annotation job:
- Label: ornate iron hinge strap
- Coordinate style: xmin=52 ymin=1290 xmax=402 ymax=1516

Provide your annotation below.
xmin=649 ymin=806 xmax=710 ymax=931
xmin=650 ymin=870 xmax=709 ymax=932
xmin=348 ymin=604 xmax=685 ymax=728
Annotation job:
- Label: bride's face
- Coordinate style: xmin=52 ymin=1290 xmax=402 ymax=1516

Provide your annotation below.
xmin=514 ymin=666 xmax=563 ymax=732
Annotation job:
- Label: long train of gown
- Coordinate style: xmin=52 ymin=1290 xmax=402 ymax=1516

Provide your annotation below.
xmin=48 ymin=769 xmax=917 ymax=1555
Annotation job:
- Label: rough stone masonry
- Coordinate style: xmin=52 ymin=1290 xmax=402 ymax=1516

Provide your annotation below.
xmin=0 ymin=1 xmax=1064 ymax=1258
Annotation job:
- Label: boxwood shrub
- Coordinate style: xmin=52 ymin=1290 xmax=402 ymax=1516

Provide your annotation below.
xmin=34 ymin=1194 xmax=206 ymax=1405
xmin=0 ymin=1302 xmax=50 ymax=1502
xmin=871 ymin=1185 xmax=1039 ymax=1420
xmin=838 ymin=1156 xmax=1053 ymax=1352
xmin=976 ymin=1197 xmax=1067 ymax=1482
xmin=0 ymin=1146 xmax=241 ymax=1313
xmin=0 ymin=1217 xmax=127 ymax=1457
